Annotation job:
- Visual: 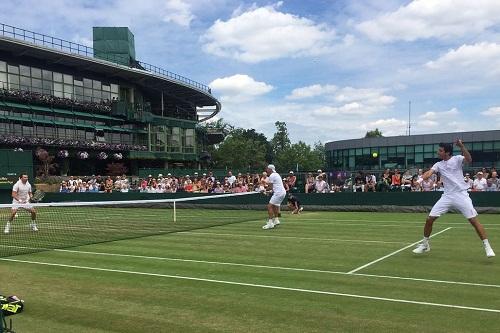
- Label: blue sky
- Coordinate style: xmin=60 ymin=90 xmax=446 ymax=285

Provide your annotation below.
xmin=2 ymin=0 xmax=500 ymax=144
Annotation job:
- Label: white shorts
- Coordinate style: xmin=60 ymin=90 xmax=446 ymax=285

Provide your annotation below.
xmin=429 ymin=191 xmax=477 ymax=219
xmin=12 ymin=201 xmax=34 ymax=211
xmin=269 ymin=192 xmax=286 ymax=206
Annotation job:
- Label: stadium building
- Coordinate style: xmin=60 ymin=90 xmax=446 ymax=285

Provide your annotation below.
xmin=0 ymin=23 xmax=221 ymax=176
xmin=326 ymin=130 xmax=500 ymax=171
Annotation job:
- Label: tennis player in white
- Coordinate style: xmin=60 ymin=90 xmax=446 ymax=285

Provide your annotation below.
xmin=413 ymin=141 xmax=495 ymax=257
xmin=262 ymin=164 xmax=286 ymax=230
xmin=4 ymin=173 xmax=38 ymax=234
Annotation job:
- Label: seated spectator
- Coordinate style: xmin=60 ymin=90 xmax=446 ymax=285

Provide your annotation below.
xmin=391 ymin=169 xmax=401 ymax=191
xmin=410 ymin=175 xmax=421 ymax=192
xmin=305 ymin=173 xmax=315 ymax=193
xmin=353 ymin=172 xmax=365 ymax=192
xmin=287 ymin=171 xmax=297 ymax=191
xmin=486 ymin=178 xmax=497 ymax=192
xmin=376 ymin=169 xmax=391 ymax=192
xmin=421 ymin=175 xmax=435 ymax=192
xmin=473 ymin=172 xmax=487 ymax=191
xmin=59 ymin=181 xmax=70 ymax=193
xmin=365 ymin=174 xmax=376 ymax=192
xmin=315 ymin=175 xmax=329 ymax=193
xmin=213 ymin=182 xmax=224 ymax=193
xmin=464 ymin=173 xmax=473 ymax=191
xmin=104 ymin=176 xmax=113 ymax=193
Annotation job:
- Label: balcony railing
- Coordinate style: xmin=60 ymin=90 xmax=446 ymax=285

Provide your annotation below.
xmin=0 ymin=22 xmax=211 ymax=94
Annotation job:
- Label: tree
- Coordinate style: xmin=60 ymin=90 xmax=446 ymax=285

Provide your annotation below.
xmin=365 ymin=128 xmax=383 ymax=138
xmin=312 ymin=141 xmax=326 ymax=170
xmin=210 ymin=128 xmax=267 ymax=170
xmin=35 ymin=148 xmax=58 ymax=176
xmin=270 ymin=121 xmax=291 ymax=156
xmin=275 ymin=141 xmax=324 ymax=172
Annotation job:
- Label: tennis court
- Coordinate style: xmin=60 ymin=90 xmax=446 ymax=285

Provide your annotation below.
xmin=1 ymin=207 xmax=499 ymax=332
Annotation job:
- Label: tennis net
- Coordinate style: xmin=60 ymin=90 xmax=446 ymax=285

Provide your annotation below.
xmin=0 ymin=192 xmax=263 ymax=258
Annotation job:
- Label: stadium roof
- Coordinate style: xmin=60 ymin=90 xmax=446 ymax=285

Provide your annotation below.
xmin=326 ymin=129 xmax=500 ymax=150
xmin=0 ymin=23 xmax=220 ymax=121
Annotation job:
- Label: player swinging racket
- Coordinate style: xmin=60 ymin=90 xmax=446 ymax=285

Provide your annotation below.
xmin=4 ymin=173 xmax=38 ymax=234
xmin=413 ymin=140 xmax=495 ymax=257
xmin=262 ymin=164 xmax=286 ymax=230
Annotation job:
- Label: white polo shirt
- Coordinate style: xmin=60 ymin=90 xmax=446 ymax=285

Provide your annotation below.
xmin=266 ymin=172 xmax=286 ymax=195
xmin=431 ymin=155 xmax=469 ymax=194
xmin=13 ymin=180 xmax=32 ymax=203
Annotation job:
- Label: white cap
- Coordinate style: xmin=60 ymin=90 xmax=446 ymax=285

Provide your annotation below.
xmin=148 ymin=174 xmax=152 ymax=177
xmin=167 ymin=173 xmax=171 ymax=176
xmin=194 ymin=172 xmax=198 ymax=175
xmin=289 ymin=171 xmax=294 ymax=174
xmin=317 ymin=169 xmax=322 ymax=173
xmin=267 ymin=164 xmax=276 ymax=171
xmin=158 ymin=174 xmax=163 ymax=177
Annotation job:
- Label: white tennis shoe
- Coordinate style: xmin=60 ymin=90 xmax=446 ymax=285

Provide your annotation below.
xmin=412 ymin=243 xmax=430 ymax=254
xmin=485 ymin=246 xmax=495 ymax=258
xmin=262 ymin=221 xmax=274 ymax=230
xmin=31 ymin=223 xmax=38 ymax=232
xmin=4 ymin=222 xmax=10 ymax=234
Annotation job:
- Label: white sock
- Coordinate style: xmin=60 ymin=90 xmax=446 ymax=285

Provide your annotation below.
xmin=483 ymin=239 xmax=491 ymax=247
xmin=31 ymin=220 xmax=37 ymax=225
xmin=268 ymin=218 xmax=273 ymax=224
xmin=423 ymin=236 xmax=430 ymax=244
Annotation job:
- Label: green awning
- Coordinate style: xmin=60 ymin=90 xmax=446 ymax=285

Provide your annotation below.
xmin=4 ymin=115 xmax=33 ymax=122
xmin=30 ymin=105 xmax=54 ymax=114
xmin=31 ymin=118 xmax=55 ymax=125
xmin=4 ymin=101 xmax=32 ymax=110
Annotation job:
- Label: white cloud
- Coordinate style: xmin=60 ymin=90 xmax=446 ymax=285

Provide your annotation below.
xmin=425 ymin=42 xmax=500 ymax=77
xmin=209 ymin=74 xmax=274 ymax=103
xmin=361 ymin=118 xmax=407 ymax=136
xmin=481 ymin=107 xmax=500 ymax=117
xmin=285 ymin=84 xmax=337 ymax=100
xmin=417 ymin=108 xmax=461 ymax=131
xmin=163 ymin=0 xmax=195 ymax=27
xmin=201 ymin=4 xmax=336 ymax=63
xmin=357 ymin=0 xmax=500 ymax=42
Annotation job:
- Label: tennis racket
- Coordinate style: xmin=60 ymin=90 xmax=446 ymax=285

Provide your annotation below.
xmin=31 ymin=189 xmax=45 ymax=202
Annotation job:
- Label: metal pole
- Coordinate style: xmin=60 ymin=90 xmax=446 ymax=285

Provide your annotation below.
xmin=173 ymin=201 xmax=176 ymax=223
xmin=161 ymin=92 xmax=164 ymax=117
xmin=408 ymin=100 xmax=411 ymax=136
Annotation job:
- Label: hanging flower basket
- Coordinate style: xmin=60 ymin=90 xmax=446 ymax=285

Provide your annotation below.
xmin=57 ymin=150 xmax=69 ymax=158
xmin=97 ymin=152 xmax=108 ymax=160
xmin=77 ymin=151 xmax=89 ymax=159
xmin=112 ymin=153 xmax=123 ymax=160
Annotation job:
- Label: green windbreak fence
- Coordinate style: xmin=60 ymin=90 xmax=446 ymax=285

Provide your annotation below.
xmin=0 ymin=149 xmax=33 ymax=190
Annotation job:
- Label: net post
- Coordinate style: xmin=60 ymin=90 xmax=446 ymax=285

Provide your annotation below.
xmin=173 ymin=200 xmax=176 ymax=223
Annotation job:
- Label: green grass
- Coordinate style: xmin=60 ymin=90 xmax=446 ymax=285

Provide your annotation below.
xmin=1 ymin=210 xmax=499 ymax=332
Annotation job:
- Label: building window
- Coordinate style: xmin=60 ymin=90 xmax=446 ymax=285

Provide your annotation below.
xmin=0 ymin=60 xmax=6 ymax=72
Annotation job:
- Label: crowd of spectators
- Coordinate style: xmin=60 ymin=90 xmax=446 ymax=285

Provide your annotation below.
xmin=0 ymin=87 xmax=113 ymax=113
xmin=339 ymin=167 xmax=499 ymax=193
xmin=0 ymin=134 xmax=147 ymax=151
xmin=56 ymin=167 xmax=500 ymax=194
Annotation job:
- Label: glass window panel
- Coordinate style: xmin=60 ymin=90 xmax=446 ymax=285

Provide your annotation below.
xmin=20 ymin=75 xmax=31 ymax=90
xmin=110 ymin=93 xmax=118 ymax=100
xmin=494 ymin=141 xmax=500 ymax=149
xmin=42 ymin=70 xmax=52 ymax=81
xmin=42 ymin=80 xmax=52 ymax=94
xmin=362 ymin=147 xmax=370 ymax=155
xmin=92 ymin=80 xmax=101 ymax=90
xmin=31 ymin=67 xmax=41 ymax=79
xmin=472 ymin=142 xmax=482 ymax=151
xmin=406 ymin=146 xmax=415 ymax=153
xmin=74 ymin=79 xmax=83 ymax=86
xmin=0 ymin=72 xmax=6 ymax=89
xmin=0 ymin=60 xmax=6 ymax=72
xmin=74 ymin=86 xmax=84 ymax=100
xmin=355 ymin=148 xmax=362 ymax=156
xmin=102 ymin=91 xmax=111 ymax=101
xmin=110 ymin=84 xmax=119 ymax=93
xmin=415 ymin=145 xmax=423 ymax=153
xmin=53 ymin=82 xmax=63 ymax=97
xmin=397 ymin=146 xmax=405 ymax=153
xmin=388 ymin=146 xmax=396 ymax=154
xmin=64 ymin=84 xmax=73 ymax=99
xmin=7 ymin=65 xmax=19 ymax=74
xmin=8 ymin=74 xmax=19 ymax=89
xmin=424 ymin=144 xmax=434 ymax=152
xmin=22 ymin=125 xmax=33 ymax=136
xmin=53 ymin=72 xmax=63 ymax=82
xmin=32 ymin=78 xmax=42 ymax=89
xmin=83 ymin=78 xmax=92 ymax=88
xmin=63 ymin=74 xmax=73 ymax=84
xmin=19 ymin=65 xmax=30 ymax=76
xmin=483 ymin=141 xmax=493 ymax=151
xmin=102 ymin=84 xmax=110 ymax=91
xmin=93 ymin=89 xmax=101 ymax=100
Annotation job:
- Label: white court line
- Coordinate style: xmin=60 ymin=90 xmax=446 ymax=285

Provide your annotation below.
xmin=348 ymin=227 xmax=453 ymax=274
xmin=1 ymin=258 xmax=499 ymax=314
xmin=179 ymin=231 xmax=406 ymax=244
xmin=3 ymin=245 xmax=499 ymax=289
